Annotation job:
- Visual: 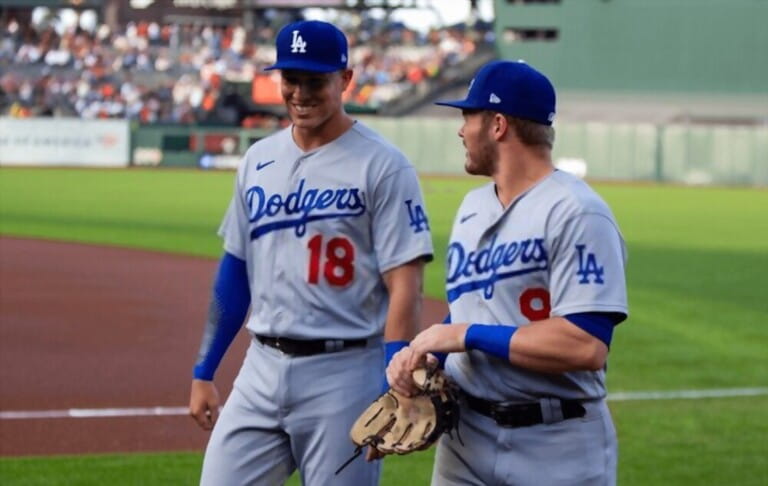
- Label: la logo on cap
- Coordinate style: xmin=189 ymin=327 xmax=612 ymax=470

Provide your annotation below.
xmin=290 ymin=30 xmax=307 ymax=53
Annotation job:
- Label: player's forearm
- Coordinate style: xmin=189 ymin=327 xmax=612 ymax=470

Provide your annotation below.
xmin=507 ymin=318 xmax=608 ymax=373
xmin=380 ymin=260 xmax=425 ymax=391
xmin=384 ymin=292 xmax=421 ymax=341
xmin=382 ymin=260 xmax=425 ymax=341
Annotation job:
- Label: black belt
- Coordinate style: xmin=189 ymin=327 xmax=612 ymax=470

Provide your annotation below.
xmin=256 ymin=335 xmax=367 ymax=356
xmin=462 ymin=391 xmax=586 ymax=428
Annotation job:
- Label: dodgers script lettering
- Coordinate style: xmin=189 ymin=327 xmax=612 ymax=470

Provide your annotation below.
xmin=246 ymin=178 xmax=366 ymax=239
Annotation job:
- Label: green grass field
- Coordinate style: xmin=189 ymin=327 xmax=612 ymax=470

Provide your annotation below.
xmin=1 ymin=168 xmax=767 ymax=485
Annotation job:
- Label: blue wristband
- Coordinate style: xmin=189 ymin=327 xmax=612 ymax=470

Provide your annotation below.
xmin=464 ymin=324 xmax=517 ymax=361
xmin=382 ymin=340 xmax=409 ymax=392
xmin=385 ymin=340 xmax=409 ymax=366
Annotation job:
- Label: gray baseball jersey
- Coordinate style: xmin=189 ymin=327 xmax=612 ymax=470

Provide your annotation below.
xmin=201 ymin=120 xmax=433 ymax=486
xmin=433 ymin=169 xmax=626 ymax=485
xmin=218 ymin=121 xmax=433 ymax=339
xmin=444 ymin=169 xmax=628 ymax=401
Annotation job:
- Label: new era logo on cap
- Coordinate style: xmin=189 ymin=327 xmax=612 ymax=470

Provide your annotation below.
xmin=435 ymin=60 xmax=556 ymax=126
xmin=265 ymin=20 xmax=349 ymax=73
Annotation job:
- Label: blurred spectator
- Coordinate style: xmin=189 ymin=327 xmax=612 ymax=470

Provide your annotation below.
xmin=0 ymin=10 xmax=493 ymax=126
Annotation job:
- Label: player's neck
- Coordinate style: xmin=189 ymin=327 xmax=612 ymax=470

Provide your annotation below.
xmin=493 ymin=150 xmax=554 ymax=208
xmin=291 ymin=112 xmax=355 ymax=152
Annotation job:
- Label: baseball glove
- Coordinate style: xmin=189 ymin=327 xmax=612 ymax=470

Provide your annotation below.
xmin=335 ymin=367 xmax=461 ymax=475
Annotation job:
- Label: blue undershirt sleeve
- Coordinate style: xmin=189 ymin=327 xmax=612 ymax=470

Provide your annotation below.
xmin=193 ymin=252 xmax=251 ymax=381
xmin=564 ymin=312 xmax=626 ymax=347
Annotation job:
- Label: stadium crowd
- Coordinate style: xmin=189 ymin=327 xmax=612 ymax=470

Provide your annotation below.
xmin=0 ymin=10 xmax=493 ymax=127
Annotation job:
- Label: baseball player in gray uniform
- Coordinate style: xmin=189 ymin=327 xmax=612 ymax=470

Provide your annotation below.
xmin=387 ymin=60 xmax=629 ymax=485
xmin=188 ymin=20 xmax=433 ymax=485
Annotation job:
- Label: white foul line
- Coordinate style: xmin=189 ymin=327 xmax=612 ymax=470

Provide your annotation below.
xmin=607 ymin=387 xmax=768 ymax=401
xmin=0 ymin=406 xmax=189 ymax=420
xmin=1 ymin=388 xmax=767 ymax=420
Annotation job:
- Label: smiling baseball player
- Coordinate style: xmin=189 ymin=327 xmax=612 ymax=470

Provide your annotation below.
xmin=188 ymin=20 xmax=433 ymax=486
xmin=387 ymin=60 xmax=629 ymax=485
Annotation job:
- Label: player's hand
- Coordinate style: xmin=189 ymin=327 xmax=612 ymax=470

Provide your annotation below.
xmin=386 ymin=347 xmax=439 ymax=397
xmin=406 ymin=323 xmax=470 ymax=372
xmin=386 ymin=346 xmax=419 ymax=397
xmin=189 ymin=379 xmax=220 ymax=431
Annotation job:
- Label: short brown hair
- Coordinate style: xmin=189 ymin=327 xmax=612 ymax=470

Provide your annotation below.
xmin=483 ymin=112 xmax=555 ymax=149
xmin=507 ymin=116 xmax=555 ymax=149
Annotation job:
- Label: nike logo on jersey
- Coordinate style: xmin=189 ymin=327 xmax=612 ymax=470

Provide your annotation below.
xmin=459 ymin=212 xmax=478 ymax=224
xmin=245 ymin=178 xmax=366 ymax=239
xmin=256 ymin=159 xmax=276 ymax=171
xmin=445 ymin=234 xmax=548 ymax=303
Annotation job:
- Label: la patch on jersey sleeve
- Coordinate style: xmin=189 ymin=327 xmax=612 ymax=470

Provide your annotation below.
xmin=372 ymin=167 xmax=434 ymax=272
xmin=548 ymin=212 xmax=628 ymax=316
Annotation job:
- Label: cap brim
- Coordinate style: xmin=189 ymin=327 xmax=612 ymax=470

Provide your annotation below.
xmin=264 ymin=60 xmax=344 ymax=73
xmin=434 ymin=99 xmax=480 ymax=110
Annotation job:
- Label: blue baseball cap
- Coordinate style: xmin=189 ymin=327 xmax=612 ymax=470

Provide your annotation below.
xmin=435 ymin=60 xmax=556 ymax=125
xmin=265 ymin=20 xmax=348 ymax=73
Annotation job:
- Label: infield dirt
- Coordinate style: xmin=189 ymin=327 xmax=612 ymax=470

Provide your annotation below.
xmin=0 ymin=237 xmax=448 ymax=456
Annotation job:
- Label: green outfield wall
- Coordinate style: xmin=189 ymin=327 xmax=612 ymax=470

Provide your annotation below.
xmin=359 ymin=117 xmax=768 ymax=186
xmin=492 ymin=0 xmax=768 ymax=94
xmin=130 ymin=124 xmax=272 ymax=168
xmin=128 ymin=119 xmax=768 ymax=186
xmin=1 ymin=118 xmax=765 ymax=186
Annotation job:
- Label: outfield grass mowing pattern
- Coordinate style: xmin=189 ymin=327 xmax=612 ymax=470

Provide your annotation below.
xmin=1 ymin=168 xmax=767 ymax=485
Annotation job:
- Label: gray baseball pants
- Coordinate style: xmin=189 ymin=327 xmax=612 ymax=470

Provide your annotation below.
xmin=432 ymin=398 xmax=617 ymax=485
xmin=200 ymin=337 xmax=383 ymax=486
